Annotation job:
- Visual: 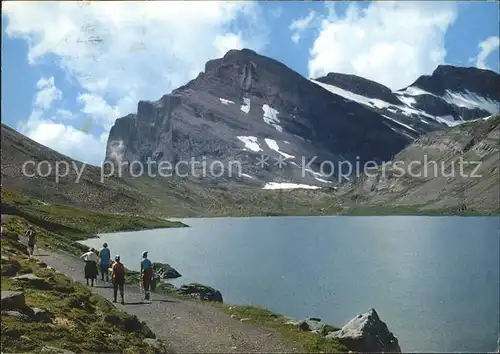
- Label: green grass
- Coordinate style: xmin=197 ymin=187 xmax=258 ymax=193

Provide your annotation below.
xmin=214 ymin=305 xmax=347 ymax=353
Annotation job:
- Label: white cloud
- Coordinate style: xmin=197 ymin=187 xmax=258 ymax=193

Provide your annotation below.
xmin=474 ymin=36 xmax=500 ymax=70
xmin=3 ymin=1 xmax=268 ymax=164
xmin=307 ymin=2 xmax=457 ymax=90
xmin=289 ymin=10 xmax=317 ymax=44
xmin=34 ymin=76 xmax=62 ymax=109
xmin=213 ymin=33 xmax=245 ymax=57
xmin=18 ymin=113 xmax=106 ymax=165
xmin=55 ymin=108 xmax=76 ymax=121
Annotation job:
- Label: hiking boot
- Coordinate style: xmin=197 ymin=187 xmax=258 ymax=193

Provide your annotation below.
xmin=113 ymin=298 xmax=117 ymax=303
xmin=121 ymin=299 xmax=125 ymax=305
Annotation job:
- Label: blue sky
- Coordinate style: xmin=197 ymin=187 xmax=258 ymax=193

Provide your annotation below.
xmin=2 ymin=1 xmax=499 ymax=165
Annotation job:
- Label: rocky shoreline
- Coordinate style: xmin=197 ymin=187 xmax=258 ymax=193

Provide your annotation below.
xmin=152 ymin=261 xmax=402 ymax=353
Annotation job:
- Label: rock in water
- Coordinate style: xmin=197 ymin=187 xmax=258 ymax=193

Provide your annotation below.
xmin=326 ymin=308 xmax=401 ymax=353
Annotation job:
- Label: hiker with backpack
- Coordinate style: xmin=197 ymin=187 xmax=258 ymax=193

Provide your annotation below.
xmin=140 ymin=251 xmax=153 ymax=301
xmin=111 ymin=255 xmax=126 ymax=305
xmin=80 ymin=247 xmax=99 ymax=287
xmin=26 ymin=227 xmax=36 ymax=256
xmin=99 ymin=243 xmax=111 ymax=282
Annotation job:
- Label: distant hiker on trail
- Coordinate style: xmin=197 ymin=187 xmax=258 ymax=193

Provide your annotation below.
xmin=111 ymin=255 xmax=125 ymax=305
xmin=99 ymin=243 xmax=111 ymax=282
xmin=140 ymin=251 xmax=153 ymax=301
xmin=26 ymin=227 xmax=36 ymax=256
xmin=80 ymin=248 xmax=99 ymax=287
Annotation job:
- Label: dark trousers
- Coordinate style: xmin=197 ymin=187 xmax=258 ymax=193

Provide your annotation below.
xmin=113 ymin=280 xmax=124 ymax=302
xmin=100 ymin=264 xmax=110 ymax=280
xmin=142 ymin=278 xmax=151 ymax=300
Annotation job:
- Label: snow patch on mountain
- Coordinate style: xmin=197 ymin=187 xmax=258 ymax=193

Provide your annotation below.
xmin=433 ymin=115 xmax=463 ymax=127
xmin=240 ymin=98 xmax=251 ymax=113
xmin=397 ymin=86 xmax=436 ymax=97
xmin=315 ymin=177 xmax=332 ymax=184
xmin=396 ymin=95 xmax=417 ymax=107
xmin=382 ymin=115 xmax=418 ymax=133
xmin=237 ymin=136 xmax=262 ymax=152
xmin=262 ymin=104 xmax=283 ymax=132
xmin=443 ymin=90 xmax=500 ymax=114
xmin=311 ymin=79 xmax=388 ymax=108
xmin=264 ymin=138 xmax=294 ymax=159
xmin=220 ymin=98 xmax=234 ymax=105
xmin=240 ymin=173 xmax=256 ymax=179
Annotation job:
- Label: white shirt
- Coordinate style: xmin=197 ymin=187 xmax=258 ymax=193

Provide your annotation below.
xmin=81 ymin=251 xmax=99 ymax=262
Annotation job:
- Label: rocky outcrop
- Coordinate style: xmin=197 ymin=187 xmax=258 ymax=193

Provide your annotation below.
xmin=153 ymin=262 xmax=181 ymax=279
xmin=296 ymin=318 xmax=337 ymax=336
xmin=177 ymin=283 xmax=223 ymax=303
xmin=338 ymin=115 xmax=500 ymax=212
xmin=31 ymin=307 xmax=52 ymax=323
xmin=1 ymin=290 xmax=26 ymax=310
xmin=1 ymin=255 xmax=21 ymax=276
xmin=326 ymin=308 xmax=401 ymax=353
xmin=13 ymin=273 xmax=52 ymax=290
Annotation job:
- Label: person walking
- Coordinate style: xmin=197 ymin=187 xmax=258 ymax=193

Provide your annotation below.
xmin=26 ymin=227 xmax=36 ymax=257
xmin=80 ymin=248 xmax=99 ymax=286
xmin=140 ymin=251 xmax=153 ymax=302
xmin=99 ymin=243 xmax=111 ymax=282
xmin=111 ymin=255 xmax=125 ymax=305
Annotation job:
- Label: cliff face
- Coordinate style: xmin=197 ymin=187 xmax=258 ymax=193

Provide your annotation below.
xmin=338 ymin=115 xmax=500 ymax=212
xmin=104 ymin=49 xmax=499 ymax=186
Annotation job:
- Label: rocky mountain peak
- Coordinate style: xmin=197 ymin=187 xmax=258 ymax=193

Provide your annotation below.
xmin=407 ymin=64 xmax=500 ymax=99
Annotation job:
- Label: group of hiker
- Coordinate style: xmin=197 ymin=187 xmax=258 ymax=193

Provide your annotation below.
xmin=79 ymin=244 xmax=154 ymax=304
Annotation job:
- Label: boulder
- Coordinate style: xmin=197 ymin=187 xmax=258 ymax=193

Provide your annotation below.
xmin=1 ymin=290 xmax=26 ymax=310
xmin=296 ymin=319 xmax=332 ymax=335
xmin=178 ymin=283 xmax=223 ymax=303
xmin=31 ymin=307 xmax=52 ymax=323
xmin=326 ymin=308 xmax=401 ymax=353
xmin=12 ymin=273 xmax=52 ymax=289
xmin=1 ymin=257 xmax=21 ymax=276
xmin=1 ymin=310 xmax=30 ymax=321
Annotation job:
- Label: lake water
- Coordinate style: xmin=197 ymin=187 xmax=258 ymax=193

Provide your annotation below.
xmin=82 ymin=216 xmax=499 ymax=352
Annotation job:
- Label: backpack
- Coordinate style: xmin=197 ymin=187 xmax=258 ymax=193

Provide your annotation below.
xmin=113 ymin=262 xmax=125 ymax=279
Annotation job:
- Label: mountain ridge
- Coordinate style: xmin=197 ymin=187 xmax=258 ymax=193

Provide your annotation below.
xmin=105 ymin=48 xmax=499 ymax=187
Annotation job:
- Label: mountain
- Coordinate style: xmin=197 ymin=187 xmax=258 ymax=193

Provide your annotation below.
xmin=337 ymin=114 xmax=500 ymax=213
xmin=105 ymin=49 xmax=499 ymax=187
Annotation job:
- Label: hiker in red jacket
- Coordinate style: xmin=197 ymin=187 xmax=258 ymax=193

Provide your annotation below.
xmin=111 ymin=255 xmax=126 ymax=305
